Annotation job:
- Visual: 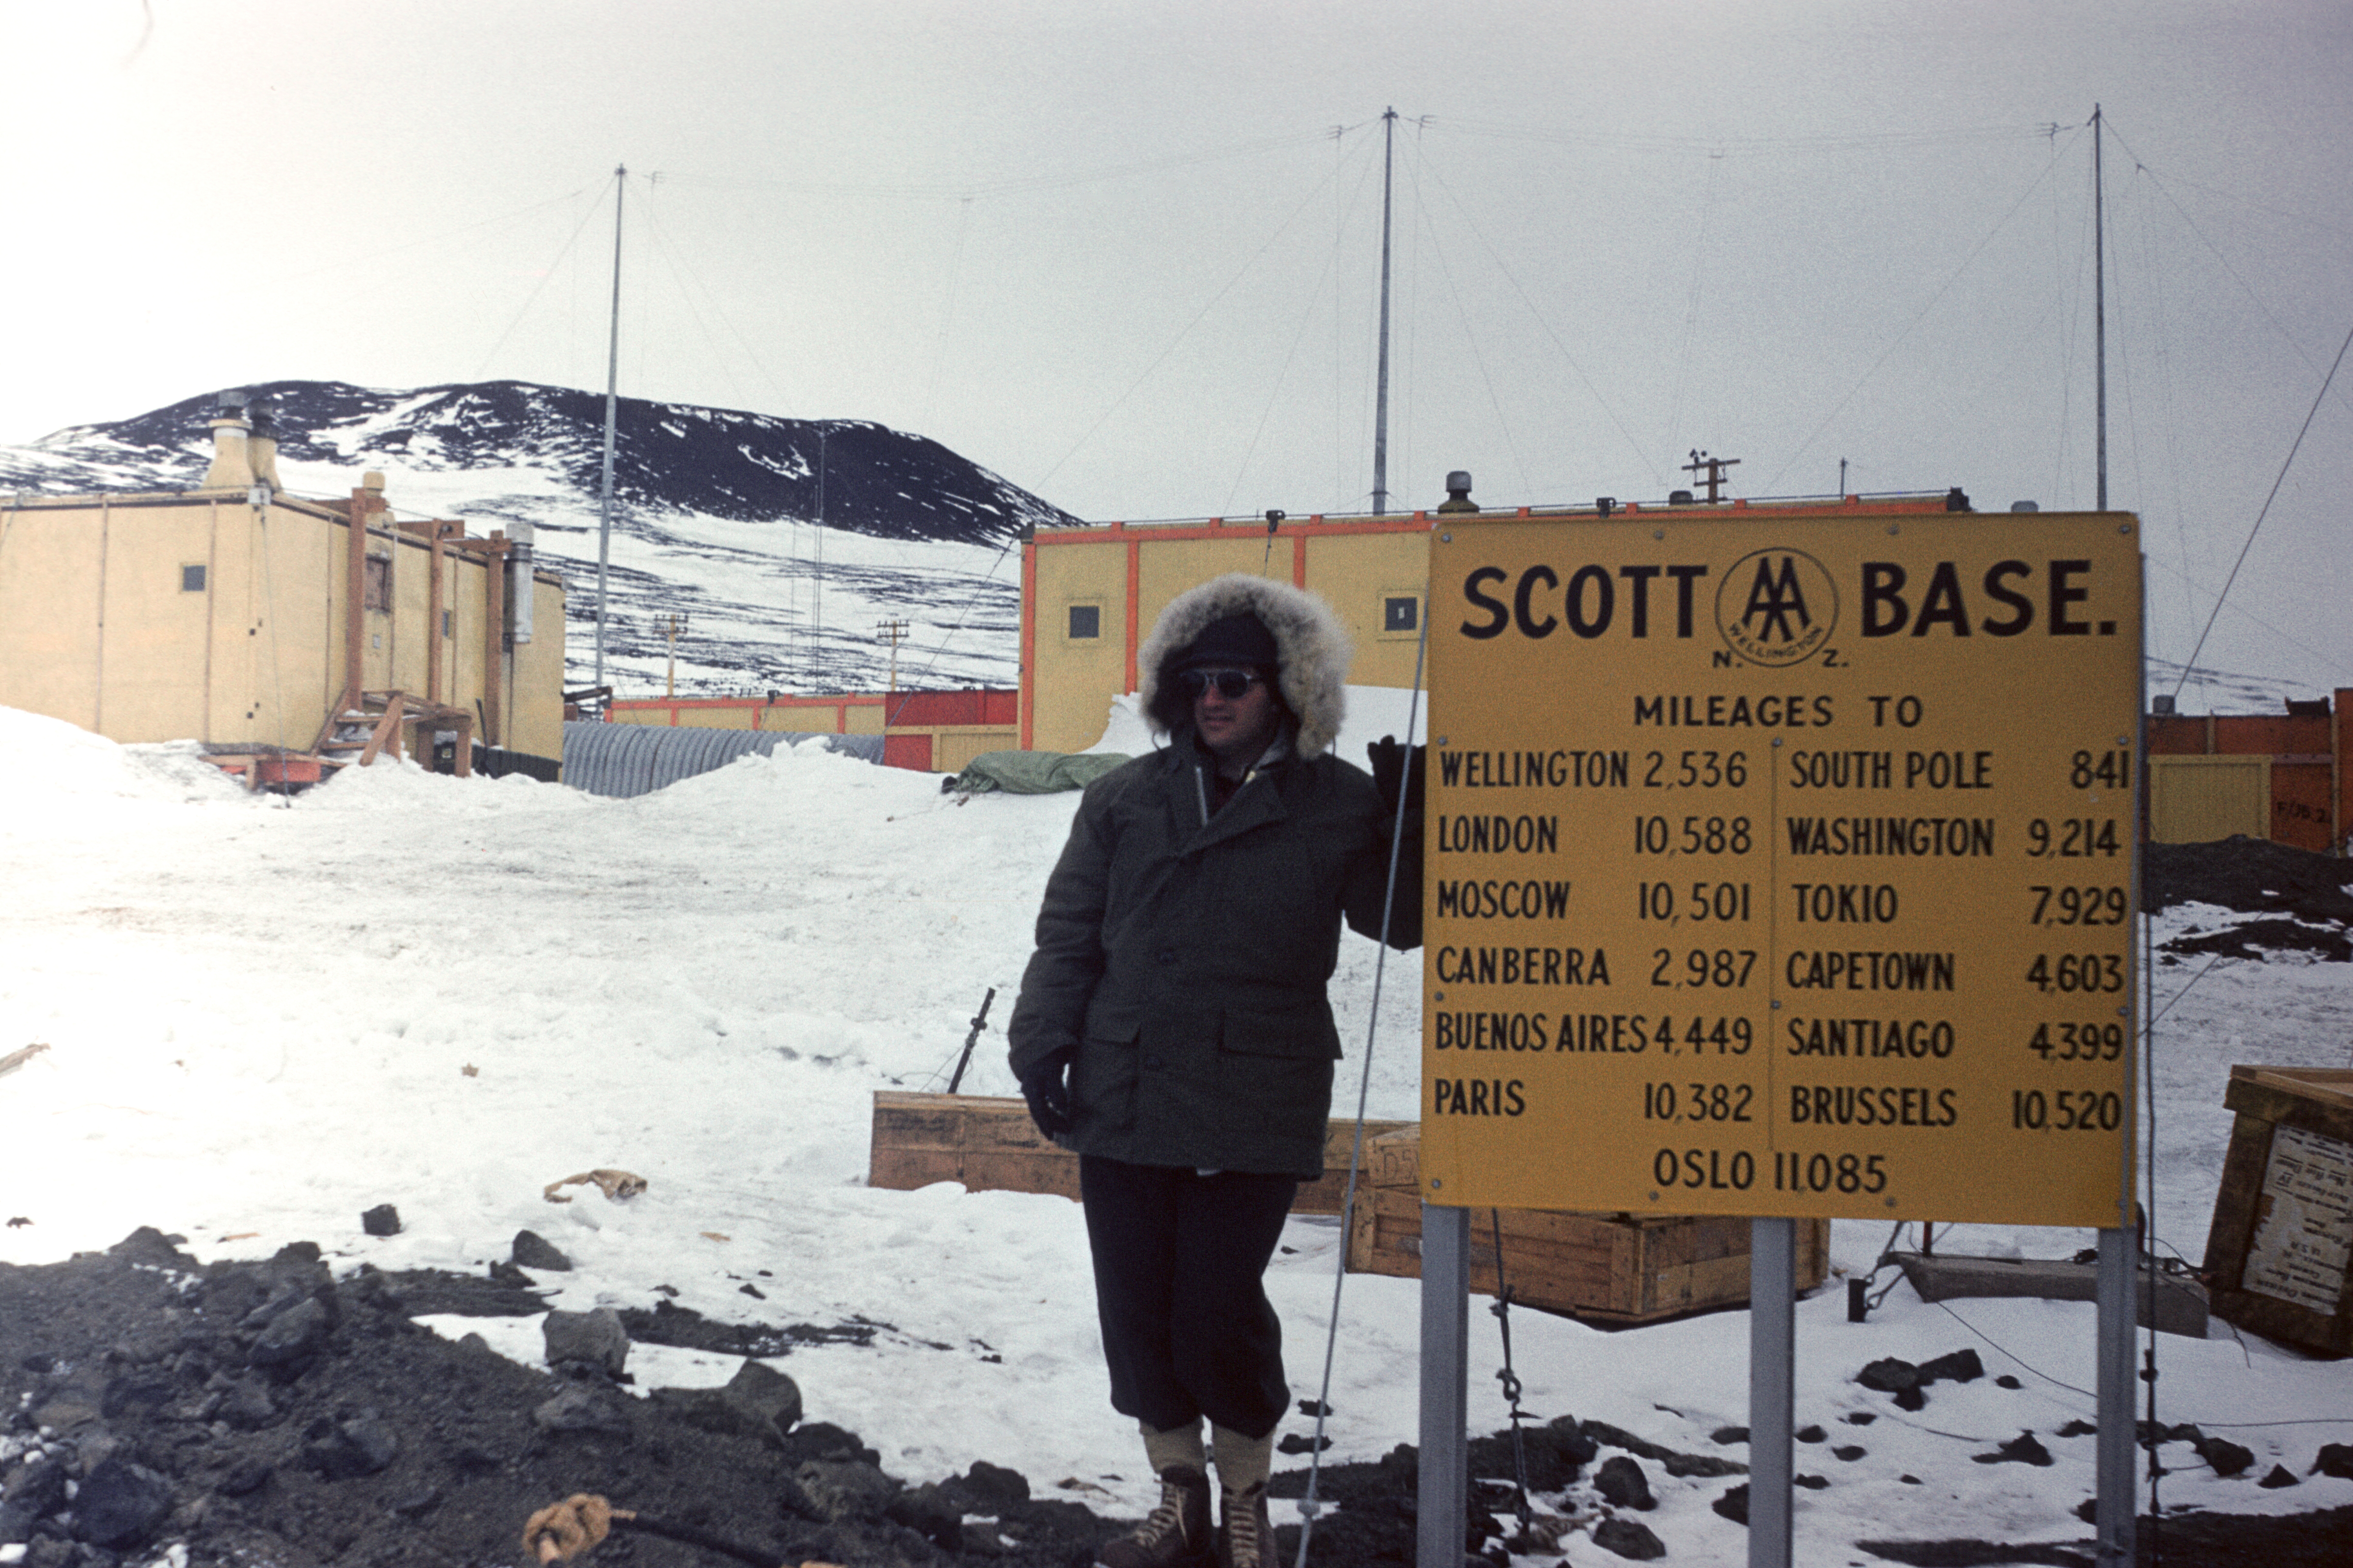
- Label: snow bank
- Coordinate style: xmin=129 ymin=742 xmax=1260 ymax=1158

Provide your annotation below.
xmin=0 ymin=707 xmax=246 ymax=821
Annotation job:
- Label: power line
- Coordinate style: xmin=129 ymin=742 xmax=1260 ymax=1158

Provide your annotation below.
xmin=1428 ymin=116 xmax=2058 ymax=157
xmin=1760 ymin=126 xmax=2085 ymax=493
xmin=2169 ymin=318 xmax=2353 ymax=699
xmin=658 ymin=126 xmax=1349 ymax=205
xmin=1034 ymin=132 xmax=1364 ymax=490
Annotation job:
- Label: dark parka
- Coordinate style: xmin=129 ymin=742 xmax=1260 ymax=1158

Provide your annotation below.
xmin=1007 ymin=575 xmax=1421 ymax=1179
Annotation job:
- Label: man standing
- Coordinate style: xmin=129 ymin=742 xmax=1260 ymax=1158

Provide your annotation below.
xmin=1009 ymin=573 xmax=1422 ymax=1568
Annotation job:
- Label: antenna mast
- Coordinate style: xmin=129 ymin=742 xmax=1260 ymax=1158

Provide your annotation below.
xmin=594 ymin=164 xmax=625 ymax=690
xmin=2093 ymin=106 xmax=2107 ymax=511
xmin=1372 ymin=107 xmax=1396 ymax=516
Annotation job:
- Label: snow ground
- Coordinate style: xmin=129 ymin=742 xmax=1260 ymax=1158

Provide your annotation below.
xmin=2 ymin=699 xmax=2350 ymax=1563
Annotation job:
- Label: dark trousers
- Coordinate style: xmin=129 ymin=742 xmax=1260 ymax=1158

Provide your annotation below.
xmin=1080 ymin=1154 xmax=1299 ymax=1440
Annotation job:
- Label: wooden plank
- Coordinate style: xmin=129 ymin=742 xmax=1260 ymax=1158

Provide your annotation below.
xmin=2208 ymin=1285 xmax=2353 ymax=1358
xmin=2223 ymin=1066 xmax=2353 ymax=1142
xmin=2201 ymin=1111 xmax=2279 ymax=1290
xmin=1364 ymin=1127 xmax=1420 ymax=1191
xmin=1894 ymin=1252 xmax=2209 ymax=1337
xmin=357 ymin=692 xmax=407 ymax=768
xmin=865 ymin=1093 xmax=1405 ymax=1215
xmin=1344 ymin=1183 xmax=1828 ymax=1323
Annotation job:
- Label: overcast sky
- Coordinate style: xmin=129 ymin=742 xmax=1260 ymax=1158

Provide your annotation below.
xmin=5 ymin=1 xmax=2348 ymax=693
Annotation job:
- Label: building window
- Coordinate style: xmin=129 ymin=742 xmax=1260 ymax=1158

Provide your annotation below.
xmin=1068 ymin=603 xmax=1101 ymax=640
xmin=1383 ymin=594 xmax=1420 ymax=633
xmin=364 ymin=555 xmax=391 ymax=612
xmin=181 ymin=564 xmax=207 ymax=592
xmin=442 ymin=609 xmax=453 ymax=638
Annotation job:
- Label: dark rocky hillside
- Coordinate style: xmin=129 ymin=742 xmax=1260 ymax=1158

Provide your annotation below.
xmin=7 ymin=381 xmax=1074 ymax=547
xmin=0 ymin=383 xmax=1065 ymax=694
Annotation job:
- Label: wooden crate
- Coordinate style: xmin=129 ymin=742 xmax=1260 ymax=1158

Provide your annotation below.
xmin=1344 ymin=1127 xmax=1829 ymax=1324
xmin=866 ymin=1092 xmax=1410 ymax=1217
xmin=2201 ymin=1066 xmax=2353 ymax=1356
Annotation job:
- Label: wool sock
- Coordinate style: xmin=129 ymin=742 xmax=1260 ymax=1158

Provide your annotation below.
xmin=1209 ymin=1422 xmax=1273 ymax=1495
xmin=1141 ymin=1418 xmax=1207 ymax=1477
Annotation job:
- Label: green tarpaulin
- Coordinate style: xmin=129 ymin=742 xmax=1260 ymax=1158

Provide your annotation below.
xmin=944 ymin=750 xmax=1132 ymax=795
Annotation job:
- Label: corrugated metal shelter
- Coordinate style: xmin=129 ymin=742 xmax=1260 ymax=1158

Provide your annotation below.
xmin=607 ymin=688 xmax=1019 ymax=774
xmin=2147 ymin=690 xmax=2350 ymax=853
xmin=562 ymin=720 xmax=882 ymax=799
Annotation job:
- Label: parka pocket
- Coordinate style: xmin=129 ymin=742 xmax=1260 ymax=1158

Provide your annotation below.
xmin=1217 ymin=1005 xmax=1343 ymax=1062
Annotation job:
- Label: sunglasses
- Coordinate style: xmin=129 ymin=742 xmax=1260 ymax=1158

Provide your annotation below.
xmin=1177 ymin=668 xmax=1265 ymax=700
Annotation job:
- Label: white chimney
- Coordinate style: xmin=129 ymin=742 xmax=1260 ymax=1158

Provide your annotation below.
xmin=508 ymin=521 xmax=536 ymax=644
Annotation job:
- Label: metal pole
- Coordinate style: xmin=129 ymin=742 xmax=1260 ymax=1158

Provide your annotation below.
xmin=1372 ymin=107 xmax=1396 ymax=516
xmin=2098 ymin=626 xmax=2144 ymax=1566
xmin=594 ymin=164 xmax=625 ymax=690
xmin=2093 ymin=106 xmax=2106 ymax=511
xmin=2095 ymin=1225 xmax=2138 ymax=1565
xmin=1416 ymin=1202 xmax=1469 ymax=1568
xmin=1747 ymin=1218 xmax=1795 ymax=1568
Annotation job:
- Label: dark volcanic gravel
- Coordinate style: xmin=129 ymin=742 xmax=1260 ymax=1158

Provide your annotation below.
xmin=4 ymin=1229 xmax=2348 ymax=1567
xmin=2145 ymin=838 xmax=2353 ymax=962
xmin=2145 ymin=838 xmax=2353 ymax=924
xmin=0 ymin=1230 xmax=1126 ymax=1568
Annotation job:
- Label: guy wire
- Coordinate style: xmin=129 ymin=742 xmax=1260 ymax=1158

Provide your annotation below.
xmin=1295 ymin=592 xmax=1429 ymax=1568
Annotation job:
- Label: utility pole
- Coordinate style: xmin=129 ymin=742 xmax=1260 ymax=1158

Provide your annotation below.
xmin=1682 ymin=449 xmax=1741 ymax=504
xmin=876 ymin=618 xmax=910 ymax=694
xmin=2093 ymin=105 xmax=2107 ymax=511
xmin=1372 ymin=107 xmax=1396 ymax=516
xmin=594 ymin=164 xmax=625 ymax=690
xmin=664 ymin=613 xmax=689 ymax=698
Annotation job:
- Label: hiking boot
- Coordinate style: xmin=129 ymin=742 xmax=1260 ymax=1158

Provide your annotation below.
xmin=1217 ymin=1481 xmax=1273 ymax=1568
xmin=1098 ymin=1463 xmax=1214 ymax=1568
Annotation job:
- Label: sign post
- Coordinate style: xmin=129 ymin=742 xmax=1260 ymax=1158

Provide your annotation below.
xmin=1416 ymin=506 xmax=2143 ymax=1564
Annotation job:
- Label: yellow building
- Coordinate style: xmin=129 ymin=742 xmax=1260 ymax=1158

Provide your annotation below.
xmin=0 ymin=404 xmax=566 ymax=775
xmin=1019 ymin=490 xmax=1978 ymax=754
xmin=1020 ymin=510 xmax=1437 ymax=754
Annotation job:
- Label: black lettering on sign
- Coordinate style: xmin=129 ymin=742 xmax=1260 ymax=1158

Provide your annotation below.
xmin=1788 ymin=1085 xmax=1960 ymax=1128
xmin=1431 ymin=1077 xmax=1528 ymax=1116
xmin=1436 ymin=751 xmax=1629 ymax=789
xmin=1515 ymin=566 xmax=1559 ymax=639
xmin=1555 ymin=1013 xmax=1649 ymax=1052
xmin=1434 ymin=946 xmax=1613 ymax=986
xmin=1633 ymin=695 xmax=1836 ymax=728
xmin=1461 ymin=567 xmax=1509 ymax=639
xmin=1783 ymin=817 xmax=1996 ymax=856
xmin=1783 ymin=1017 xmax=1956 ymax=1059
xmin=1435 ymin=880 xmax=1574 ymax=920
xmin=1432 ymin=1012 xmax=1552 ymax=1051
xmin=1436 ymin=815 xmax=1562 ymax=855
xmin=1784 ymin=951 xmax=1956 ymax=991
xmin=1860 ymin=560 xmax=2112 ymax=638
xmin=1787 ymin=750 xmax=1893 ymax=789
xmin=1455 ymin=564 xmax=1711 ymax=641
xmin=1790 ymin=884 xmax=1900 ymax=924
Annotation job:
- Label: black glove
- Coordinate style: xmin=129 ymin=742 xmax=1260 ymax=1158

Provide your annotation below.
xmin=1019 ymin=1047 xmax=1076 ymax=1141
xmin=1366 ymin=736 xmax=1426 ymax=817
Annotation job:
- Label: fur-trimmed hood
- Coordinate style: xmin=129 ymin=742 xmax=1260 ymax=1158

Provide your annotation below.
xmin=1137 ymin=573 xmax=1352 ymax=760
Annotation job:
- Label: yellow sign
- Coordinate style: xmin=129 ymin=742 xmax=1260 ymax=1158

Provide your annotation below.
xmin=1420 ymin=509 xmax=2142 ymax=1226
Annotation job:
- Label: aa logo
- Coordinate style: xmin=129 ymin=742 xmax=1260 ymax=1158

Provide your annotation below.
xmin=1714 ymin=548 xmax=1836 ymax=667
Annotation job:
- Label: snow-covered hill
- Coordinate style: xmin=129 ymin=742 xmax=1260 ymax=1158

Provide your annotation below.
xmin=0 ymin=381 xmax=1079 ymax=697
